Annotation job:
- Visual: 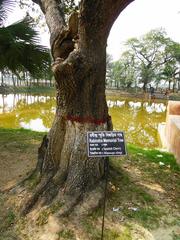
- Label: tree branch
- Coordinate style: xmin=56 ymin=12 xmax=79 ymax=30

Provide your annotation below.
xmin=103 ymin=0 xmax=135 ymax=36
xmin=31 ymin=0 xmax=41 ymax=5
xmin=32 ymin=0 xmax=66 ymax=47
xmin=79 ymin=0 xmax=134 ymax=40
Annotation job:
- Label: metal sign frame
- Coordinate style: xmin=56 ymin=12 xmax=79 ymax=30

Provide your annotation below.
xmin=87 ymin=131 xmax=127 ymax=157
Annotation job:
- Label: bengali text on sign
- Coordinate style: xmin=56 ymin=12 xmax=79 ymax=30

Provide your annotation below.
xmin=87 ymin=131 xmax=126 ymax=157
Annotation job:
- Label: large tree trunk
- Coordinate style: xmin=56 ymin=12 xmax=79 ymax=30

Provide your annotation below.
xmin=21 ymin=0 xmax=134 ymax=216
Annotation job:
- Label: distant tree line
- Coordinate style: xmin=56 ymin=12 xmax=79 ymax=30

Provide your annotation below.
xmin=0 ymin=69 xmax=54 ymax=87
xmin=106 ymin=29 xmax=180 ymax=92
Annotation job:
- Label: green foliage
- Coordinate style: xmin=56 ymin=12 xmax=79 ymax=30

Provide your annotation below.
xmin=162 ymin=41 xmax=180 ymax=85
xmin=107 ymin=53 xmax=136 ymax=89
xmin=0 ymin=0 xmax=52 ymax=82
xmin=106 ymin=53 xmax=114 ymax=86
xmin=108 ymin=28 xmax=180 ymax=90
xmin=62 ymin=0 xmax=78 ymax=15
xmin=166 ymin=41 xmax=180 ymax=63
xmin=0 ymin=17 xmax=51 ymax=79
xmin=124 ymin=29 xmax=169 ymax=89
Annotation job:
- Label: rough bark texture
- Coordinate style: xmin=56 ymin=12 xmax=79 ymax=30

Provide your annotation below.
xmin=21 ymin=0 xmax=134 ymax=216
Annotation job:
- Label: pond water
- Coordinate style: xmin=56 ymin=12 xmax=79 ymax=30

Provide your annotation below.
xmin=0 ymin=93 xmax=167 ymax=148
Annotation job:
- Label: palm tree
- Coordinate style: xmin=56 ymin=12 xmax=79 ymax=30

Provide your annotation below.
xmin=0 ymin=0 xmax=14 ymax=26
xmin=0 ymin=0 xmax=51 ymax=85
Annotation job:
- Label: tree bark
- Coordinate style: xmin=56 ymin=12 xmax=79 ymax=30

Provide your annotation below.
xmin=143 ymin=81 xmax=147 ymax=92
xmin=168 ymin=80 xmax=171 ymax=90
xmin=21 ymin=0 xmax=134 ymax=216
xmin=11 ymin=73 xmax=16 ymax=87
xmin=1 ymin=71 xmax=4 ymax=85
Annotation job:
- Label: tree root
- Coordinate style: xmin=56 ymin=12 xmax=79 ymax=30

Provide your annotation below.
xmin=18 ymin=173 xmax=105 ymax=221
xmin=55 ymin=192 xmax=82 ymax=217
xmin=20 ymin=175 xmax=53 ymax=216
xmin=52 ymin=182 xmax=105 ymax=218
xmin=72 ymin=183 xmax=104 ymax=217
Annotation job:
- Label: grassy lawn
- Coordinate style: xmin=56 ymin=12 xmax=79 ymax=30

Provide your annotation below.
xmin=0 ymin=128 xmax=179 ymax=240
xmin=81 ymin=145 xmax=180 ymax=239
xmin=13 ymin=86 xmax=56 ymax=94
xmin=0 ymin=86 xmax=56 ymax=95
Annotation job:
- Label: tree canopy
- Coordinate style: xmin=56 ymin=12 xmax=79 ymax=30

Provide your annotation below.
xmin=107 ymin=29 xmax=180 ymax=91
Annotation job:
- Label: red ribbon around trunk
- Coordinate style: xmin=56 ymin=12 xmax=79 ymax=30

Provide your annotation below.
xmin=66 ymin=115 xmax=111 ymax=125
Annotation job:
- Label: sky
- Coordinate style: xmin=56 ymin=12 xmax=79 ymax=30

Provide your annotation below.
xmin=7 ymin=0 xmax=180 ymax=61
xmin=107 ymin=0 xmax=180 ymax=60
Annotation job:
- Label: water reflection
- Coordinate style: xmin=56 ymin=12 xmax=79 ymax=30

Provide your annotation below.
xmin=0 ymin=94 xmax=167 ymax=148
xmin=107 ymin=99 xmax=167 ymax=148
xmin=20 ymin=118 xmax=49 ymax=132
xmin=0 ymin=93 xmax=56 ymax=131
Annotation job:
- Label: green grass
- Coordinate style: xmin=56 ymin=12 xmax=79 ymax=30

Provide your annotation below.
xmin=172 ymin=231 xmax=180 ymax=240
xmin=128 ymin=144 xmax=180 ymax=171
xmin=58 ymin=229 xmax=76 ymax=239
xmin=107 ymin=167 xmax=162 ymax=229
xmin=4 ymin=86 xmax=56 ymax=94
xmin=0 ymin=127 xmax=45 ymax=140
xmin=104 ymin=228 xmax=132 ymax=240
xmin=0 ymin=194 xmax=16 ymax=233
xmin=36 ymin=201 xmax=64 ymax=226
xmin=107 ymin=143 xmax=180 ymax=230
xmin=0 ymin=128 xmax=45 ymax=151
xmin=36 ymin=209 xmax=51 ymax=226
xmin=122 ymin=206 xmax=163 ymax=228
xmin=82 ymin=220 xmax=101 ymax=240
xmin=82 ymin=219 xmax=132 ymax=240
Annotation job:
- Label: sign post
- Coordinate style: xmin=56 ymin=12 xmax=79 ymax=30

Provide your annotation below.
xmin=101 ymin=157 xmax=109 ymax=240
xmin=87 ymin=131 xmax=127 ymax=240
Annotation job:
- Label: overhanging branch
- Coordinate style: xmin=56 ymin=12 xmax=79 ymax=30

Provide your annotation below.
xmin=32 ymin=0 xmax=66 ymax=47
xmin=31 ymin=0 xmax=41 ymax=4
xmin=103 ymin=0 xmax=135 ymax=35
